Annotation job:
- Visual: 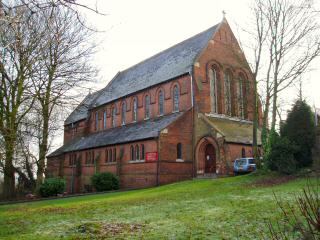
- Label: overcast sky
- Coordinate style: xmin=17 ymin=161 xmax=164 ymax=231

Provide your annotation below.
xmin=78 ymin=0 xmax=319 ymax=109
xmin=50 ymin=0 xmax=320 ymax=148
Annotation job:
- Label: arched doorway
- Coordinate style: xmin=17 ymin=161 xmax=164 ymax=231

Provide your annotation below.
xmin=195 ymin=137 xmax=219 ymax=176
xmin=205 ymin=144 xmax=216 ymax=173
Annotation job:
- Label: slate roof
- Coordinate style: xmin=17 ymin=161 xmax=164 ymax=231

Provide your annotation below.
xmin=92 ymin=24 xmax=219 ymax=107
xmin=65 ymin=90 xmax=102 ymax=125
xmin=48 ymin=112 xmax=184 ymax=157
xmin=204 ymin=115 xmax=262 ymax=145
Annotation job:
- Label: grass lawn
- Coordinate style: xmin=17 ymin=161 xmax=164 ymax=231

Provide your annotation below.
xmin=0 ymin=174 xmax=315 ymax=239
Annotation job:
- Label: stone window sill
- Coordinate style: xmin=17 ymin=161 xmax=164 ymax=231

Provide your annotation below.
xmin=129 ymin=160 xmax=145 ymax=164
xmin=104 ymin=162 xmax=117 ymax=165
xmin=176 ymin=159 xmax=184 ymax=162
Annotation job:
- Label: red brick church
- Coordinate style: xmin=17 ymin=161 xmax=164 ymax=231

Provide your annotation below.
xmin=47 ymin=18 xmax=262 ymax=193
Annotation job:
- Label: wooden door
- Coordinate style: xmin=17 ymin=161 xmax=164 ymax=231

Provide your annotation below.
xmin=205 ymin=144 xmax=216 ymax=173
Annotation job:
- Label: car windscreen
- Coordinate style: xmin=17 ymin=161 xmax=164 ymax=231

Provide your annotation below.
xmin=235 ymin=159 xmax=247 ymax=166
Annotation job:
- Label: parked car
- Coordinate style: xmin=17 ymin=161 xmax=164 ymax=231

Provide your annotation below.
xmin=233 ymin=158 xmax=256 ymax=175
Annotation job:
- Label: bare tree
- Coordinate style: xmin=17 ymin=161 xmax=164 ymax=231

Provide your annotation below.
xmin=0 ymin=4 xmax=43 ymax=198
xmin=244 ymin=0 xmax=320 ymax=144
xmin=32 ymin=6 xmax=96 ymax=187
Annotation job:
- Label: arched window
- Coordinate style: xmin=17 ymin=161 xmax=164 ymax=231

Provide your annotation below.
xmin=238 ymin=75 xmax=245 ymax=118
xmin=158 ymin=90 xmax=164 ymax=116
xmin=241 ymin=148 xmax=246 ymax=158
xmin=145 ymin=95 xmax=150 ymax=119
xmin=210 ymin=68 xmax=218 ymax=113
xmin=177 ymin=143 xmax=182 ymax=159
xmin=108 ymin=149 xmax=112 ymax=162
xmin=141 ymin=144 xmax=145 ymax=160
xmin=130 ymin=145 xmax=135 ymax=160
xmin=111 ymin=107 xmax=116 ymax=127
xmin=121 ymin=102 xmax=126 ymax=125
xmin=113 ymin=148 xmax=116 ymax=162
xmin=105 ymin=149 xmax=108 ymax=162
xmin=103 ymin=111 xmax=107 ymax=129
xmin=224 ymin=71 xmax=232 ymax=116
xmin=95 ymin=111 xmax=99 ymax=131
xmin=173 ymin=85 xmax=179 ymax=112
xmin=132 ymin=98 xmax=137 ymax=122
xmin=135 ymin=145 xmax=140 ymax=160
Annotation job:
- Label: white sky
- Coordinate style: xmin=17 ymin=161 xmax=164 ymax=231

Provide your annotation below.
xmin=50 ymin=0 xmax=320 ymax=148
xmin=79 ymin=0 xmax=319 ymax=108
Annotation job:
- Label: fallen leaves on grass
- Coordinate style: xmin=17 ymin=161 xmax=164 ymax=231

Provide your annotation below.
xmin=250 ymin=175 xmax=297 ymax=187
xmin=69 ymin=221 xmax=145 ymax=238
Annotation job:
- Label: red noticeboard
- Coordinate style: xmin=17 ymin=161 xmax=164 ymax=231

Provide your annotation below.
xmin=146 ymin=152 xmax=158 ymax=162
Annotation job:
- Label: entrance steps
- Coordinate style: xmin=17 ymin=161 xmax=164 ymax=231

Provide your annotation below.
xmin=194 ymin=173 xmax=218 ymax=179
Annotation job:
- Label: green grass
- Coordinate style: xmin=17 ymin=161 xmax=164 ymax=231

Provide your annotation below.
xmin=0 ymin=174 xmax=314 ymax=239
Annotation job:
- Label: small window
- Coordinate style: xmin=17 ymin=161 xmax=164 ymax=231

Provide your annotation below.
xmin=130 ymin=145 xmax=135 ymax=160
xmin=113 ymin=148 xmax=116 ymax=162
xmin=95 ymin=111 xmax=99 ymax=130
xmin=159 ymin=90 xmax=164 ymax=116
xmin=145 ymin=95 xmax=150 ymax=119
xmin=135 ymin=145 xmax=140 ymax=160
xmin=103 ymin=111 xmax=107 ymax=129
xmin=173 ymin=86 xmax=179 ymax=112
xmin=121 ymin=102 xmax=126 ymax=125
xmin=111 ymin=107 xmax=116 ymax=127
xmin=141 ymin=144 xmax=145 ymax=160
xmin=177 ymin=143 xmax=182 ymax=159
xmin=132 ymin=98 xmax=137 ymax=122
xmin=105 ymin=149 xmax=108 ymax=162
xmin=108 ymin=149 xmax=112 ymax=162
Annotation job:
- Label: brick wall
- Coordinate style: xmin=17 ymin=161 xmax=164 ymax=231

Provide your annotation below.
xmin=193 ymin=20 xmax=263 ymax=123
xmin=159 ymin=110 xmax=193 ymax=184
xmin=87 ymin=75 xmax=192 ymax=134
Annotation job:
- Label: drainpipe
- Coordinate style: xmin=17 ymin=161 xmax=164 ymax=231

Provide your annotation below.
xmin=156 ymin=137 xmax=160 ymax=186
xmin=190 ymin=71 xmax=196 ymax=178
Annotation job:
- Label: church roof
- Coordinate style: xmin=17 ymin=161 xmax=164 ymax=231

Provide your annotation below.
xmin=48 ymin=112 xmax=184 ymax=157
xmin=203 ymin=114 xmax=262 ymax=145
xmin=92 ymin=24 xmax=219 ymax=108
xmin=65 ymin=90 xmax=102 ymax=125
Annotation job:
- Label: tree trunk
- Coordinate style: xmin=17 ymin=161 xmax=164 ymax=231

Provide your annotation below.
xmin=36 ymin=109 xmax=49 ymax=188
xmin=252 ymin=77 xmax=260 ymax=166
xmin=271 ymin=81 xmax=278 ymax=131
xmin=3 ymin=139 xmax=16 ymax=199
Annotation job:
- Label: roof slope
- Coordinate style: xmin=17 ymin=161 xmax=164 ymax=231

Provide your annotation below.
xmin=65 ymin=90 xmax=102 ymax=125
xmin=93 ymin=24 xmax=219 ymax=107
xmin=48 ymin=112 xmax=184 ymax=157
xmin=204 ymin=115 xmax=262 ymax=145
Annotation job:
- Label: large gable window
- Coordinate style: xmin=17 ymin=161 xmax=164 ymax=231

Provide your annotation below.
xmin=238 ymin=75 xmax=245 ymax=119
xmin=132 ymin=98 xmax=137 ymax=122
xmin=224 ymin=71 xmax=232 ymax=116
xmin=121 ymin=102 xmax=126 ymax=125
xmin=173 ymin=85 xmax=179 ymax=112
xmin=145 ymin=95 xmax=150 ymax=119
xmin=111 ymin=107 xmax=116 ymax=127
xmin=210 ymin=68 xmax=218 ymax=113
xmin=159 ymin=90 xmax=164 ymax=116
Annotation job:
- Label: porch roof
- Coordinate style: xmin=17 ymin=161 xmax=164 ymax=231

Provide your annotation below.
xmin=204 ymin=114 xmax=262 ymax=145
